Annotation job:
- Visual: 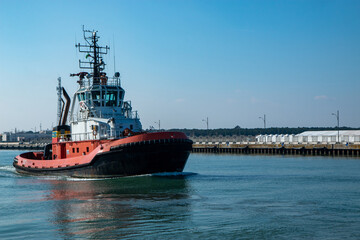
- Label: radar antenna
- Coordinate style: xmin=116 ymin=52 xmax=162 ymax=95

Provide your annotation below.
xmin=74 ymin=26 xmax=110 ymax=85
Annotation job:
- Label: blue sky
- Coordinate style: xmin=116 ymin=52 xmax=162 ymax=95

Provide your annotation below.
xmin=0 ymin=0 xmax=359 ymax=132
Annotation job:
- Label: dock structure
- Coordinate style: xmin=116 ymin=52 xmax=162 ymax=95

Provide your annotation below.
xmin=191 ymin=130 xmax=360 ymax=157
xmin=192 ymin=142 xmax=360 ymax=157
xmin=0 ymin=142 xmax=45 ymax=150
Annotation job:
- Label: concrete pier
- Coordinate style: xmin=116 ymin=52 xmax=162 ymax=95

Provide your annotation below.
xmin=192 ymin=142 xmax=360 ymax=157
xmin=0 ymin=142 xmax=45 ymax=150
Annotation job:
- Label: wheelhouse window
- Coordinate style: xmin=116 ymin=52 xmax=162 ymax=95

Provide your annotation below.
xmin=105 ymin=91 xmax=118 ymax=107
xmin=92 ymin=91 xmax=101 ymax=106
xmin=86 ymin=92 xmax=91 ymax=103
xmin=77 ymin=92 xmax=86 ymax=101
xmin=118 ymin=91 xmax=124 ymax=107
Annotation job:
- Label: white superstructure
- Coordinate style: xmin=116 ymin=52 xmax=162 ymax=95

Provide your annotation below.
xmin=65 ymin=28 xmax=142 ymax=141
xmin=69 ymin=78 xmax=142 ymax=141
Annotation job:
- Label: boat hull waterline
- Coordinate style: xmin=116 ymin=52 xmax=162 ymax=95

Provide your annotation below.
xmin=14 ymin=132 xmax=192 ymax=178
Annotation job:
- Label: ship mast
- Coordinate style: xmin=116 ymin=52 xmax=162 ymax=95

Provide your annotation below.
xmin=57 ymin=77 xmax=62 ymax=125
xmin=74 ymin=26 xmax=109 ymax=85
xmin=93 ymin=32 xmax=99 ymax=79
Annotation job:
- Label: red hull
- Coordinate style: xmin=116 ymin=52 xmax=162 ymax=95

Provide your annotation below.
xmin=13 ymin=132 xmax=192 ymax=177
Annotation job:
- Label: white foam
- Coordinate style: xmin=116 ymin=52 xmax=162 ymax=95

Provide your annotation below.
xmin=64 ymin=177 xmax=114 ymax=181
xmin=0 ymin=165 xmax=16 ymax=173
xmin=0 ymin=167 xmax=196 ymax=181
xmin=152 ymin=172 xmax=197 ymax=177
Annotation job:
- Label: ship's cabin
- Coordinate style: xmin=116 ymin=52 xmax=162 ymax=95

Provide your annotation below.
xmin=69 ymin=82 xmax=142 ymax=141
xmin=73 ymin=84 xmax=137 ymax=121
xmin=77 ymin=85 xmax=125 ymax=108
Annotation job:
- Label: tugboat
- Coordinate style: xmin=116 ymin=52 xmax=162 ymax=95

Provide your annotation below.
xmin=13 ymin=27 xmax=192 ymax=178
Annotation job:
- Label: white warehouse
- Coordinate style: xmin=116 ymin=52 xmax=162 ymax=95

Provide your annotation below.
xmin=256 ymin=130 xmax=360 ymax=144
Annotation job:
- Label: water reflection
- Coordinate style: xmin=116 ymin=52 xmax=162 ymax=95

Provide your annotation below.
xmin=44 ymin=175 xmax=193 ymax=239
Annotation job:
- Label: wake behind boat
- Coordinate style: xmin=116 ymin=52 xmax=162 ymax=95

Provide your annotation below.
xmin=13 ymin=27 xmax=192 ymax=178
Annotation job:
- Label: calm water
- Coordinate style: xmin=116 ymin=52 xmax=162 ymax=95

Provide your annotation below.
xmin=1 ymin=151 xmax=360 ymax=239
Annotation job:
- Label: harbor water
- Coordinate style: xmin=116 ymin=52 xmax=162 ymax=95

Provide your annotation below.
xmin=1 ymin=150 xmax=360 ymax=239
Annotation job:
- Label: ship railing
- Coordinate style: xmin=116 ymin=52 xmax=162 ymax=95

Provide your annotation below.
xmin=105 ymin=129 xmax=124 ymax=139
xmin=56 ymin=130 xmax=125 ymax=142
xmin=133 ymin=111 xmax=139 ymax=119
xmin=74 ymin=111 xmax=139 ymax=122
xmin=78 ymin=77 xmax=121 ymax=88
xmin=54 ymin=132 xmax=91 ymax=142
xmin=124 ymin=110 xmax=139 ymax=120
xmin=56 ymin=128 xmax=144 ymax=142
xmin=56 ymin=132 xmax=96 ymax=142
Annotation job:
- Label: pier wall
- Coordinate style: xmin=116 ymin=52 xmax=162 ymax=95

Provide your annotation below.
xmin=192 ymin=142 xmax=360 ymax=157
xmin=0 ymin=142 xmax=45 ymax=150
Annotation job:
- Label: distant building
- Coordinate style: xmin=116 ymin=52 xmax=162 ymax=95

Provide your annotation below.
xmin=2 ymin=132 xmax=15 ymax=142
xmin=1 ymin=131 xmax=52 ymax=143
xmin=256 ymin=130 xmax=360 ymax=144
